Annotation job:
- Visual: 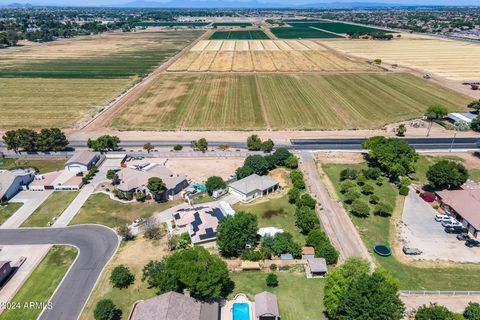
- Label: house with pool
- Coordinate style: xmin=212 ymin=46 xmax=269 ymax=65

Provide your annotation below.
xmin=222 ymin=291 xmax=280 ymax=320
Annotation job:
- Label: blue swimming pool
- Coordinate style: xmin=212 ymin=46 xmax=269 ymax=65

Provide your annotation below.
xmin=232 ymin=303 xmax=250 ymax=320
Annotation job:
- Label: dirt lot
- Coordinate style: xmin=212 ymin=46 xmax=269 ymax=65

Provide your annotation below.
xmin=314 ymin=152 xmax=365 ymax=164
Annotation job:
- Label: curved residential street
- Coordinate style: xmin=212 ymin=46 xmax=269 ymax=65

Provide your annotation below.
xmin=0 ymin=225 xmax=119 ymax=320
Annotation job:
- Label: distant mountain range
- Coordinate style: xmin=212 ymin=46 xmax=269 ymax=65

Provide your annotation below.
xmin=1 ymin=1 xmax=477 ymax=9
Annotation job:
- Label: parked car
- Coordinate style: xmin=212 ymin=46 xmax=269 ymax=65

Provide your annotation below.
xmin=465 ymin=239 xmax=480 ymax=248
xmin=435 ymin=214 xmax=451 ymax=222
xmin=457 ymin=233 xmax=470 ymax=241
xmin=402 ymin=246 xmax=422 ymax=255
xmin=445 ymin=226 xmax=468 ymax=234
xmin=132 ymin=218 xmax=146 ymax=227
xmin=442 ymin=218 xmax=462 ymax=228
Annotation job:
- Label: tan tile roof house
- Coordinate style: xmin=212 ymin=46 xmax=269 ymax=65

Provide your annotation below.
xmin=129 ymin=291 xmax=219 ymax=320
xmin=229 ymin=174 xmax=279 ymax=202
xmin=255 ymin=291 xmax=280 ymax=320
xmin=436 ymin=186 xmax=480 ymax=238
xmin=117 ymin=164 xmax=188 ymax=201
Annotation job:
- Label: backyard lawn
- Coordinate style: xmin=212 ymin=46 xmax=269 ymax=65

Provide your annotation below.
xmin=70 ymin=193 xmax=181 ymax=228
xmin=0 ymin=246 xmax=77 ymax=320
xmin=230 ymin=271 xmax=325 ymax=320
xmin=79 ymin=236 xmax=169 ymax=320
xmin=321 ymin=160 xmax=480 ymax=290
xmin=233 ymin=195 xmax=305 ymax=244
xmin=411 ymin=155 xmax=465 ymax=185
xmin=0 ymin=158 xmax=66 ymax=174
xmin=0 ymin=203 xmax=22 ymax=225
xmin=21 ymin=192 xmax=79 ymax=227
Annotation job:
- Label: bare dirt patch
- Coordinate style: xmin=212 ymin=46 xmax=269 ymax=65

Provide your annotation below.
xmin=314 ymin=152 xmax=365 ymax=164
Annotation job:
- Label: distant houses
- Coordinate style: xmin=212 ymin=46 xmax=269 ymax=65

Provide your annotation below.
xmin=0 ymin=170 xmax=34 ymax=202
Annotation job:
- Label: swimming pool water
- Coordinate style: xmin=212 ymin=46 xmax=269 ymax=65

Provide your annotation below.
xmin=233 ymin=303 xmax=250 ymax=320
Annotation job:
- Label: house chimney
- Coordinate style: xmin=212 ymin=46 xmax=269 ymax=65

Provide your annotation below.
xmin=183 ymin=289 xmax=190 ymax=298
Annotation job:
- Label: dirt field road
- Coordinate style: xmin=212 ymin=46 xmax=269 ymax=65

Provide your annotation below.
xmin=300 ymin=151 xmax=372 ymax=262
xmin=401 ymin=293 xmax=480 ymax=313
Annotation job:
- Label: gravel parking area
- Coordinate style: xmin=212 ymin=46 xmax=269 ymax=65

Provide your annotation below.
xmin=400 ymin=188 xmax=480 ymax=262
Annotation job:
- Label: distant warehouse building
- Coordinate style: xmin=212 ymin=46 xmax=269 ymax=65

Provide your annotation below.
xmin=446 ymin=112 xmax=477 ymax=124
xmin=64 ymin=151 xmax=100 ymax=172
xmin=229 ymin=174 xmax=279 ymax=202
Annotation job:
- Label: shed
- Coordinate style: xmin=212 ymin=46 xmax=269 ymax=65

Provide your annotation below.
xmin=446 ymin=112 xmax=477 ymax=124
xmin=254 ymin=291 xmax=280 ymax=320
xmin=280 ymin=253 xmax=293 ymax=260
xmin=301 ymin=246 xmax=315 ymax=260
xmin=65 ymin=151 xmax=100 ymax=172
xmin=306 ymin=258 xmax=328 ymax=278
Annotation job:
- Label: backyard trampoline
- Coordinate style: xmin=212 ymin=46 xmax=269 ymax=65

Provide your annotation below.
xmin=373 ymin=244 xmax=392 ymax=257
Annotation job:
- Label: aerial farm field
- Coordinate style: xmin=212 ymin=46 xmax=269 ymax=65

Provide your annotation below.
xmin=210 ymin=30 xmax=270 ymax=40
xmin=270 ymin=26 xmax=342 ymax=39
xmin=288 ymin=21 xmax=389 ymax=34
xmin=168 ymin=40 xmax=376 ymax=72
xmin=212 ymin=22 xmax=252 ymax=27
xmin=111 ymin=73 xmax=469 ymax=131
xmin=0 ymin=30 xmax=202 ymax=128
xmin=324 ymin=33 xmax=480 ymax=81
xmin=134 ymin=21 xmax=210 ymax=27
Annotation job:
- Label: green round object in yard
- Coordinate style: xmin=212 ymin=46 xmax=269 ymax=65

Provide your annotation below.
xmin=373 ymin=244 xmax=392 ymax=257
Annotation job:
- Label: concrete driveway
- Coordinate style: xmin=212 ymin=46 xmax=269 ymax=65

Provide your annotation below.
xmin=1 ymin=191 xmax=53 ymax=228
xmin=0 ymin=225 xmax=119 ymax=320
xmin=401 ymin=189 xmax=480 ymax=262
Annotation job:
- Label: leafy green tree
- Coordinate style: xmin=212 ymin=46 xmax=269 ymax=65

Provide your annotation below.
xmin=244 ymin=155 xmax=270 ymax=176
xmin=261 ymin=139 xmax=274 ymax=153
xmin=173 ymin=144 xmax=183 ymax=151
xmin=464 ymin=302 xmax=480 ymax=320
xmin=340 ymin=168 xmax=359 ymax=181
xmin=296 ymin=194 xmax=316 ymax=209
xmin=290 ymin=170 xmax=305 ymax=189
xmin=272 ymin=148 xmax=292 ymax=166
xmin=344 ymin=189 xmax=361 ymax=204
xmin=295 ymin=206 xmax=319 ymax=235
xmin=191 ymin=138 xmax=208 ymax=152
xmin=285 ymin=155 xmax=299 ymax=169
xmin=350 ymin=200 xmax=370 ymax=217
xmin=205 ymin=176 xmax=226 ymax=196
xmin=340 ymin=180 xmax=356 ymax=193
xmin=236 ymin=165 xmax=253 ymax=179
xmin=362 ymin=167 xmax=381 ymax=180
xmin=324 ymin=257 xmax=371 ymax=318
xmin=266 ymin=273 xmax=278 ymax=287
xmin=134 ymin=191 xmax=146 ymax=202
xmin=396 ymin=123 xmax=407 ymax=136
xmin=374 ymin=202 xmax=394 ymax=217
xmin=110 ymin=265 xmax=134 ymax=289
xmin=247 ymin=134 xmax=262 ymax=151
xmin=143 ymin=142 xmax=154 ymax=153
xmin=16 ymin=128 xmax=38 ymax=152
xmin=106 ymin=169 xmax=116 ymax=180
xmin=415 ymin=303 xmax=454 ymax=320
xmin=356 ymin=175 xmax=367 ymax=186
xmin=87 ymin=135 xmax=120 ymax=152
xmin=471 ymin=116 xmax=480 ymax=132
xmin=141 ymin=260 xmax=178 ymax=293
xmin=399 ymin=185 xmax=410 ymax=196
xmin=217 ymin=212 xmax=258 ymax=257
xmin=306 ymin=228 xmax=328 ymax=248
xmin=468 ymin=100 xmax=480 ymax=113
xmin=318 ymin=242 xmax=339 ymax=264
xmin=361 ymin=184 xmax=374 ymax=195
xmin=335 ymin=269 xmax=404 ymax=320
xmin=425 ymin=104 xmax=448 ymax=136
xmin=2 ymin=130 xmax=20 ymax=153
xmin=94 ymin=299 xmax=121 ymax=320
xmin=262 ymin=232 xmax=301 ymax=258
xmin=287 ymin=187 xmax=301 ymax=204
xmin=37 ymin=128 xmax=69 ymax=152
xmin=363 ymin=137 xmax=418 ymax=180
xmin=427 ymin=160 xmax=468 ymax=189
xmin=147 ymin=177 xmax=166 ymax=200
xmin=369 ymin=194 xmax=380 ymax=204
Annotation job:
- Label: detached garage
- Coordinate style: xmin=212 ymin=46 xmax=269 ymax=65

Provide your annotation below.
xmin=65 ymin=151 xmax=100 ymax=172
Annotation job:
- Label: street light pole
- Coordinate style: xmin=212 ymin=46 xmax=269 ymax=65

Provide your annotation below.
xmin=449 ymin=132 xmax=457 ymax=153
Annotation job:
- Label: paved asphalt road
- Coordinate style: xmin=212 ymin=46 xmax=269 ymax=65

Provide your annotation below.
xmin=0 ymin=225 xmax=119 ymax=320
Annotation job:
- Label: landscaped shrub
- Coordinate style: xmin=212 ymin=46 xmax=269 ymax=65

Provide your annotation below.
xmin=420 ymin=192 xmax=435 ymax=203
xmin=350 ymin=200 xmax=370 ymax=217
xmin=464 ymin=302 xmax=480 ymax=320
xmin=374 ymin=202 xmax=394 ymax=217
xmin=399 ymin=185 xmax=409 ymax=196
xmin=269 ymin=263 xmax=277 ymax=271
xmin=340 ymin=180 xmax=356 ymax=193
xmin=262 ymin=233 xmax=301 ymax=258
xmin=173 ymin=144 xmax=183 ymax=151
xmin=344 ymin=190 xmax=361 ymax=204
xmin=340 ymin=168 xmax=359 ymax=181
xmin=296 ymin=194 xmax=316 ymax=209
xmin=285 ymin=155 xmax=299 ymax=169
xmin=110 ymin=265 xmax=134 ymax=289
xmin=376 ymin=177 xmax=384 ymax=186
xmin=317 ymin=242 xmax=339 ymax=265
xmin=356 ymin=175 xmax=368 ymax=186
xmin=399 ymin=176 xmax=412 ymax=187
xmin=361 ymin=184 xmax=374 ymax=195
xmin=290 ymin=170 xmax=305 ymax=190
xmin=295 ymin=206 xmax=319 ymax=235
xmin=369 ymin=194 xmax=380 ymax=204
xmin=266 ymin=273 xmax=279 ymax=287
xmin=94 ymin=299 xmax=121 ymax=320
xmin=287 ymin=187 xmax=301 ymax=204
xmin=241 ymin=248 xmax=271 ymax=261
xmin=362 ymin=167 xmax=382 ymax=180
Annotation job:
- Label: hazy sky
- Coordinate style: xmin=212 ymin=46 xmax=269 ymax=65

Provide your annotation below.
xmin=0 ymin=0 xmax=478 ymax=5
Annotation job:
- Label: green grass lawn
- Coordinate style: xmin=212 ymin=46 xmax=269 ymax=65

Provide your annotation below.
xmin=230 ymin=271 xmax=325 ymax=320
xmin=411 ymin=155 xmax=465 ymax=185
xmin=21 ymin=192 xmax=79 ymax=227
xmin=0 ymin=158 xmax=66 ymax=174
xmin=233 ymin=195 xmax=305 ymax=244
xmin=321 ymin=161 xmax=480 ymax=290
xmin=0 ymin=203 xmax=22 ymax=225
xmin=192 ymin=195 xmax=215 ymax=205
xmin=470 ymin=168 xmax=480 ymax=183
xmin=0 ymin=246 xmax=77 ymax=320
xmin=70 ymin=193 xmax=181 ymax=228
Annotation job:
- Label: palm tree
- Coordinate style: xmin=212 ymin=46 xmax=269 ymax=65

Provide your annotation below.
xmin=425 ymin=104 xmax=448 ymax=137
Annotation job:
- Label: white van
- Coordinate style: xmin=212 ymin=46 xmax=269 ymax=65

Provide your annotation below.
xmin=435 ymin=214 xmax=451 ymax=222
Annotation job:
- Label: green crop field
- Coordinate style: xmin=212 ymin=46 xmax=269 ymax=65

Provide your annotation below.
xmin=212 ymin=22 xmax=252 ymax=27
xmin=270 ymin=26 xmax=342 ymax=39
xmin=0 ymin=30 xmax=203 ymax=128
xmin=134 ymin=21 xmax=210 ymax=27
xmin=209 ymin=30 xmax=270 ymax=40
xmin=289 ymin=21 xmax=390 ymax=34
xmin=111 ymin=73 xmax=470 ymax=131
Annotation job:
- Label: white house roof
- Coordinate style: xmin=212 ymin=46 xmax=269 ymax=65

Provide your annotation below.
xmin=229 ymin=174 xmax=279 ymax=195
xmin=447 ymin=112 xmax=477 ymax=124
